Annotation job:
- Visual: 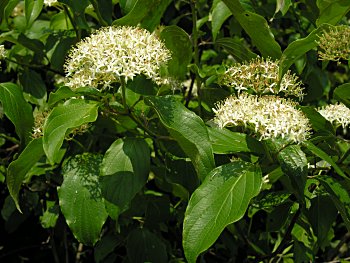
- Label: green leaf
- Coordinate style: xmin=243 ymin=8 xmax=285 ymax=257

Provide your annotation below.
xmin=274 ymin=0 xmax=292 ymax=16
xmin=100 ymin=138 xmax=150 ymax=209
xmin=0 ymin=82 xmax=34 ymax=145
xmin=58 ymin=153 xmax=108 ymax=245
xmin=17 ymin=33 xmax=46 ymax=61
xmin=140 ymin=0 xmax=172 ymax=31
xmin=334 ymin=83 xmax=350 ymax=108
xmin=183 ymin=161 xmax=262 ymax=263
xmin=24 ymin=0 xmax=43 ymax=27
xmin=48 ymin=86 xmax=76 ymax=107
xmin=306 ymin=194 xmax=338 ymax=248
xmin=58 ymin=0 xmax=90 ymax=29
xmin=215 ymin=37 xmax=258 ymax=62
xmin=43 ymin=99 xmax=99 ymax=164
xmin=112 ymin=0 xmax=164 ymax=27
xmin=279 ymin=23 xmax=331 ymax=77
xmin=50 ymin=36 xmax=76 ymax=71
xmin=7 ymin=138 xmax=44 ymax=211
xmin=40 ymin=201 xmax=60 ymax=229
xmin=126 ymin=228 xmax=168 ymax=263
xmin=316 ymin=0 xmax=350 ymax=26
xmin=211 ymin=1 xmax=231 ymax=41
xmin=304 ymin=141 xmax=347 ymax=179
xmin=0 ymin=0 xmax=20 ymax=30
xmin=160 ymin=26 xmax=192 ymax=80
xmin=222 ymin=0 xmax=281 ymax=58
xmin=208 ymin=126 xmax=263 ymax=154
xmin=278 ymin=145 xmax=307 ymax=202
xmin=19 ymin=69 xmax=47 ymax=107
xmin=300 ymin=106 xmax=334 ymax=134
xmin=89 ymin=0 xmax=113 ymax=25
xmin=146 ymin=95 xmax=215 ymax=181
xmin=317 ymin=175 xmax=350 ymax=231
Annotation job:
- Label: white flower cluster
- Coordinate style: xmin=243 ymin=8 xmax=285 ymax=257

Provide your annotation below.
xmin=64 ymin=26 xmax=171 ymax=89
xmin=219 ymin=58 xmax=304 ymax=100
xmin=213 ymin=93 xmax=311 ymax=143
xmin=317 ymin=103 xmax=350 ymax=129
xmin=43 ymin=0 xmax=59 ymax=7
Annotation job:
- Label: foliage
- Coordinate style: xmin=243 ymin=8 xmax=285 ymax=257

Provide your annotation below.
xmin=0 ymin=0 xmax=350 ymax=262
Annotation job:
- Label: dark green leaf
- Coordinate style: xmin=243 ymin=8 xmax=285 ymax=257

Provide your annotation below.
xmin=304 ymin=141 xmax=347 ymax=179
xmin=146 ymin=95 xmax=215 ymax=180
xmin=0 ymin=82 xmax=34 ymax=145
xmin=279 ymin=23 xmax=331 ymax=77
xmin=300 ymin=106 xmax=334 ymax=134
xmin=160 ymin=25 xmax=192 ymax=80
xmin=126 ymin=228 xmax=167 ymax=263
xmin=7 ymin=138 xmax=44 ymax=211
xmin=334 ymin=83 xmax=350 ymax=108
xmin=50 ymin=37 xmax=76 ymax=71
xmin=89 ymin=0 xmax=113 ymax=25
xmin=208 ymin=126 xmax=263 ymax=154
xmin=274 ymin=0 xmax=292 ymax=16
xmin=19 ymin=69 xmax=47 ymax=107
xmin=58 ymin=153 xmax=108 ymax=246
xmin=306 ymin=194 xmax=338 ymax=248
xmin=140 ymin=0 xmax=172 ymax=31
xmin=183 ymin=161 xmax=262 ymax=263
xmin=94 ymin=233 xmax=121 ymax=263
xmin=278 ymin=145 xmax=307 ymax=202
xmin=316 ymin=0 xmax=350 ymax=26
xmin=317 ymin=175 xmax=350 ymax=231
xmin=222 ymin=0 xmax=282 ymax=58
xmin=100 ymin=138 xmax=150 ymax=209
xmin=215 ymin=37 xmax=258 ymax=62
xmin=58 ymin=0 xmax=90 ymax=29
xmin=43 ymin=99 xmax=99 ymax=164
xmin=17 ymin=33 xmax=46 ymax=60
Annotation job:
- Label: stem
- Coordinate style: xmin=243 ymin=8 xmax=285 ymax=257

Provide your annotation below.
xmin=5 ymin=58 xmax=64 ymax=75
xmin=63 ymin=4 xmax=81 ymax=41
xmin=190 ymin=0 xmax=202 ymax=116
xmin=120 ymin=78 xmax=128 ymax=113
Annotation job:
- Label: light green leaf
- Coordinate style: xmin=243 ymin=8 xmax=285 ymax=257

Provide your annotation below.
xmin=316 ymin=0 xmax=350 ymax=26
xmin=140 ymin=0 xmax=172 ymax=31
xmin=25 ymin=0 xmax=43 ymax=27
xmin=160 ymin=26 xmax=192 ymax=80
xmin=183 ymin=161 xmax=262 ymax=263
xmin=222 ymin=0 xmax=281 ymax=58
xmin=317 ymin=175 xmax=350 ymax=231
xmin=146 ymin=95 xmax=215 ymax=181
xmin=47 ymin=86 xmax=76 ymax=107
xmin=40 ymin=201 xmax=60 ymax=229
xmin=208 ymin=126 xmax=263 ymax=154
xmin=334 ymin=83 xmax=350 ymax=108
xmin=0 ymin=82 xmax=34 ymax=145
xmin=215 ymin=37 xmax=258 ymax=62
xmin=7 ymin=138 xmax=44 ymax=211
xmin=100 ymin=138 xmax=150 ymax=210
xmin=126 ymin=228 xmax=168 ymax=263
xmin=211 ymin=1 xmax=231 ymax=41
xmin=274 ymin=0 xmax=291 ymax=16
xmin=304 ymin=141 xmax=347 ymax=179
xmin=279 ymin=23 xmax=331 ymax=77
xmin=58 ymin=153 xmax=108 ymax=245
xmin=43 ymin=99 xmax=99 ymax=164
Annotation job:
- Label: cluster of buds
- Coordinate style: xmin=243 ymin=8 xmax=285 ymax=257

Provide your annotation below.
xmin=213 ymin=93 xmax=311 ymax=143
xmin=213 ymin=57 xmax=310 ymax=143
xmin=0 ymin=45 xmax=6 ymax=69
xmin=64 ymin=26 xmax=171 ymax=89
xmin=317 ymin=102 xmax=350 ymax=131
xmin=218 ymin=57 xmax=304 ymax=100
xmin=317 ymin=25 xmax=350 ymax=62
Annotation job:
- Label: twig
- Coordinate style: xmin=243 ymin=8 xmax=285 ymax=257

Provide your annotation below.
xmin=75 ymin=243 xmax=84 ymax=263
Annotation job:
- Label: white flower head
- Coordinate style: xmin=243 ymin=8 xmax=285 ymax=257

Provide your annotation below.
xmin=213 ymin=93 xmax=311 ymax=143
xmin=0 ymin=45 xmax=6 ymax=60
xmin=218 ymin=57 xmax=304 ymax=100
xmin=317 ymin=102 xmax=350 ymax=129
xmin=64 ymin=26 xmax=171 ymax=89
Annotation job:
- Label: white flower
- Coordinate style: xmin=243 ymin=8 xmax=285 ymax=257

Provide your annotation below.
xmin=317 ymin=103 xmax=350 ymax=129
xmin=44 ymin=0 xmax=59 ymax=7
xmin=0 ymin=45 xmax=6 ymax=60
xmin=64 ymin=26 xmax=171 ymax=89
xmin=213 ymin=93 xmax=311 ymax=143
xmin=219 ymin=57 xmax=304 ymax=100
